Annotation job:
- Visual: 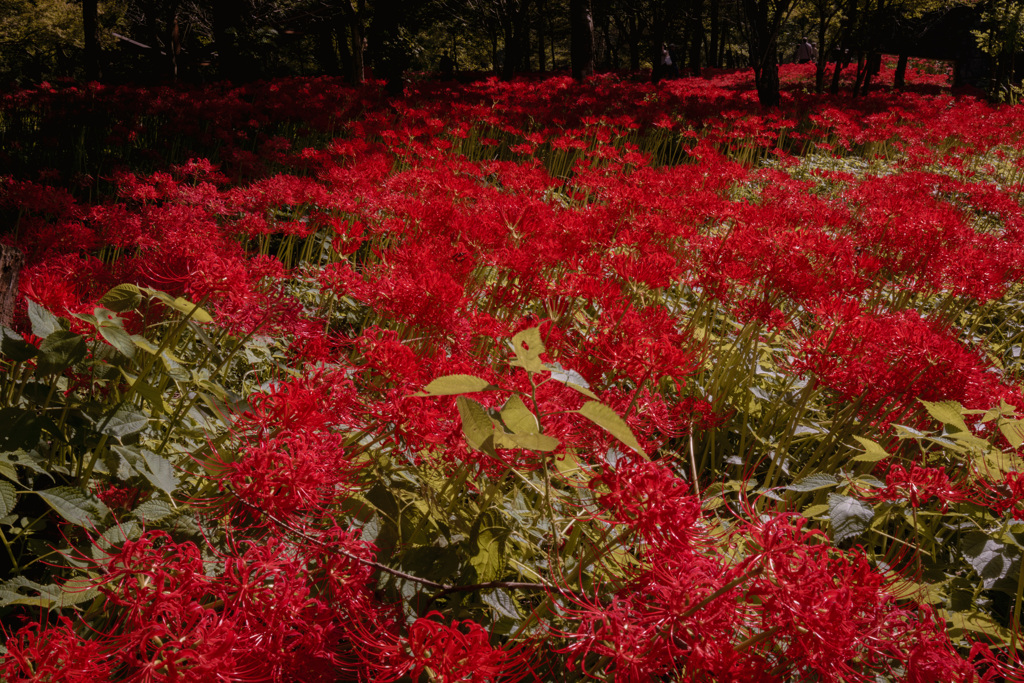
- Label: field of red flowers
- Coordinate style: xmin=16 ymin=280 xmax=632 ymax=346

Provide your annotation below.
xmin=2 ymin=60 xmax=1024 ymax=681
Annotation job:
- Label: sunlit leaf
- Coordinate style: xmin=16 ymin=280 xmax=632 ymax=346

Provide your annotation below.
xmin=417 ymin=374 xmax=497 ymax=396
xmin=37 ymin=487 xmax=109 ymax=527
xmin=510 ymin=327 xmax=545 ymax=373
xmin=577 ymin=401 xmax=647 ymax=459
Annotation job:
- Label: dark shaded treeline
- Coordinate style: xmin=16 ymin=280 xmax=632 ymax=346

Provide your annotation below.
xmin=3 ymin=0 xmax=1014 ymax=106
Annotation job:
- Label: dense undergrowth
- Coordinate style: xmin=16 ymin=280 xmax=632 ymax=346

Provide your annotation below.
xmin=2 ymin=61 xmax=1024 ymax=681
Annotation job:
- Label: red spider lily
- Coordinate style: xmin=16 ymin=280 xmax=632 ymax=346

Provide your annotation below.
xmin=868 ymin=463 xmax=967 ymax=510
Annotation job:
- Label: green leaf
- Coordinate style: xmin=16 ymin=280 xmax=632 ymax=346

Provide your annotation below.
xmin=131 ymin=499 xmax=178 ymax=523
xmin=131 ymin=335 xmax=161 ymax=355
xmin=0 ymin=480 xmax=16 ymax=517
xmin=120 ymin=369 xmax=171 ymax=413
xmin=577 ymin=401 xmax=647 ymax=459
xmin=469 ymin=527 xmax=505 ymax=583
xmin=36 ymin=331 xmax=87 ymax=375
xmin=786 ymin=473 xmax=839 ymax=492
xmin=510 ymin=327 xmax=546 ymax=373
xmin=0 ymin=576 xmax=99 ymax=608
xmin=482 ymin=589 xmax=521 ymax=620
xmin=27 ymin=300 xmax=61 ymax=338
xmin=851 ymin=436 xmax=889 ymax=463
xmin=98 ymin=284 xmax=143 ymax=312
xmin=944 ymin=609 xmax=1015 ymax=644
xmin=494 ymin=432 xmax=560 ymax=452
xmin=500 ymin=395 xmax=539 ymax=434
xmin=37 ymin=487 xmax=109 ymax=527
xmin=97 ymin=324 xmax=136 ymax=358
xmin=963 ymin=532 xmax=1019 ymax=590
xmin=1 ymin=327 xmax=38 ymax=362
xmin=919 ymin=399 xmax=969 ymax=433
xmin=417 ymin=374 xmax=497 ymax=396
xmin=828 ymin=493 xmax=874 ymax=543
xmin=140 ymin=449 xmax=178 ymax=495
xmin=998 ymin=418 xmax=1024 ymax=450
xmin=99 ymin=407 xmax=149 ymax=441
xmin=801 ymin=503 xmax=830 ymax=518
xmin=456 ymin=396 xmax=497 ymax=456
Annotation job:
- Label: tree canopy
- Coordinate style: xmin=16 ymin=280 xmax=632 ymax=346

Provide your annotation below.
xmin=0 ymin=0 xmax=1005 ymax=102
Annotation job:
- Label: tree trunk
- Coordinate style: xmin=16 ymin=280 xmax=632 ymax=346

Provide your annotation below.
xmin=894 ymin=52 xmax=907 ymax=88
xmin=570 ymin=0 xmax=595 ymax=79
xmin=537 ymin=0 xmax=547 ymax=72
xmin=743 ymin=0 xmax=790 ymax=107
xmin=0 ymin=245 xmax=23 ymax=329
xmin=708 ymin=1 xmax=720 ymax=67
xmin=83 ymin=0 xmax=101 ymax=81
xmin=687 ymin=0 xmax=704 ymax=76
xmin=212 ymin=0 xmax=245 ymax=80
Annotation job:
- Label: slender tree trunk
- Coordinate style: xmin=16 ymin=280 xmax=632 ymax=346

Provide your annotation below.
xmin=0 ymin=245 xmax=23 ymax=328
xmin=212 ymin=0 xmax=244 ymax=80
xmin=815 ymin=12 xmax=827 ymax=92
xmin=570 ymin=0 xmax=595 ymax=79
xmin=708 ymin=1 xmax=720 ymax=67
xmin=893 ymin=52 xmax=907 ymax=88
xmin=83 ymin=0 xmax=101 ymax=81
xmin=687 ymin=0 xmax=704 ymax=76
xmin=318 ymin=24 xmax=340 ymax=75
xmin=537 ymin=0 xmax=547 ymax=72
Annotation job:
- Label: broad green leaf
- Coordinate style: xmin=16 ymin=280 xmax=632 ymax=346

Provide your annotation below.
xmin=120 ymin=369 xmax=171 ymax=413
xmin=510 ymin=327 xmax=546 ymax=373
xmin=500 ymin=395 xmax=539 ymax=434
xmin=577 ymin=401 xmax=647 ymax=459
xmin=140 ymin=449 xmax=178 ymax=495
xmin=828 ymin=493 xmax=874 ymax=543
xmin=889 ymin=579 xmax=945 ymax=605
xmin=36 ymin=331 xmax=87 ymax=375
xmin=456 ymin=396 xmax=497 ymax=456
xmin=998 ymin=418 xmax=1024 ymax=450
xmin=97 ymin=324 xmax=136 ymax=358
xmin=98 ymin=283 xmax=143 ymax=312
xmin=801 ymin=503 xmax=830 ymax=518
xmin=131 ymin=499 xmax=178 ymax=523
xmin=99 ymin=408 xmax=149 ymax=441
xmin=0 ymin=576 xmax=99 ymax=608
xmin=469 ymin=527 xmax=505 ymax=583
xmin=963 ymin=532 xmax=1018 ymax=590
xmin=919 ymin=399 xmax=969 ymax=433
xmin=494 ymin=432 xmax=560 ymax=452
xmin=417 ymin=374 xmax=496 ymax=396
xmin=0 ymin=408 xmax=44 ymax=451
xmin=37 ymin=487 xmax=109 ymax=527
xmin=851 ymin=436 xmax=889 ymax=463
xmin=481 ymin=589 xmax=520 ymax=620
xmin=944 ymin=609 xmax=1014 ymax=643
xmin=143 ymin=288 xmax=213 ymax=323
xmin=1 ymin=327 xmax=38 ymax=362
xmin=0 ymin=480 xmax=16 ymax=517
xmin=786 ymin=473 xmax=839 ymax=492
xmin=131 ymin=335 xmax=160 ymax=355
xmin=27 ymin=300 xmax=61 ymax=338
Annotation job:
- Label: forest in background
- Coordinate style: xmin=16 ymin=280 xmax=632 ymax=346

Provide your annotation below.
xmin=4 ymin=0 xmax=1024 ymax=104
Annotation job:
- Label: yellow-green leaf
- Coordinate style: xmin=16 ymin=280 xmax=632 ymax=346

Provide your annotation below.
xmin=510 ymin=327 xmax=546 ymax=373
xmin=943 ymin=609 xmax=1014 ymax=644
xmin=494 ymin=432 xmax=560 ymax=452
xmin=98 ymin=283 xmax=143 ymax=312
xmin=456 ymin=396 xmax=497 ymax=456
xmin=500 ymin=395 xmax=539 ymax=434
xmin=801 ymin=503 xmax=830 ymax=518
xmin=417 ymin=374 xmax=497 ymax=396
xmin=577 ymin=401 xmax=647 ymax=459
xmin=998 ymin=418 xmax=1024 ymax=449
xmin=920 ymin=399 xmax=969 ymax=433
xmin=851 ymin=436 xmax=889 ymax=462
